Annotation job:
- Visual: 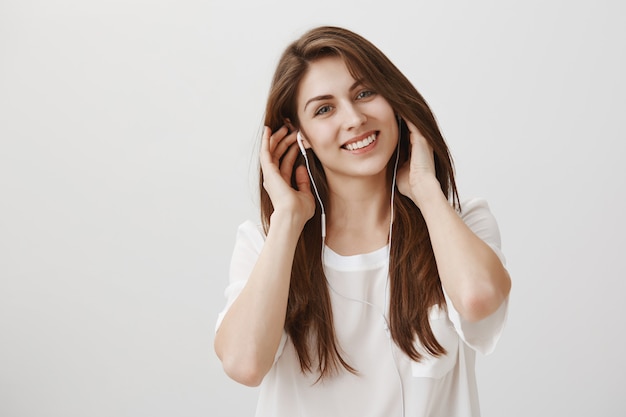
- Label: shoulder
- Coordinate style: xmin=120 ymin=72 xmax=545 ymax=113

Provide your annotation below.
xmin=458 ymin=198 xmax=500 ymax=236
xmin=236 ymin=219 xmax=266 ymax=241
xmin=458 ymin=197 xmax=494 ymax=217
xmin=458 ymin=197 xmax=505 ymax=264
xmin=229 ymin=220 xmax=266 ymax=267
xmin=235 ymin=219 xmax=266 ymax=246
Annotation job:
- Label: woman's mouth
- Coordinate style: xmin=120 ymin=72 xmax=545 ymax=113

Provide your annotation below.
xmin=342 ymin=132 xmax=378 ymax=151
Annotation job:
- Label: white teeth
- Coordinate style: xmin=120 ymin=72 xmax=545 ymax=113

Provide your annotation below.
xmin=345 ymin=133 xmax=376 ymax=151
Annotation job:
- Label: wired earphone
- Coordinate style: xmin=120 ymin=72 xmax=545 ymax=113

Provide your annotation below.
xmin=296 ymin=115 xmax=406 ymax=417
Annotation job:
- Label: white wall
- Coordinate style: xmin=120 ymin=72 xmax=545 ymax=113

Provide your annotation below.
xmin=1 ymin=1 xmax=625 ymax=416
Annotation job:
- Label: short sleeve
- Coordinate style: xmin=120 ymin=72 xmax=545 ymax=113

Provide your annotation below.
xmin=214 ymin=220 xmax=289 ymax=361
xmin=445 ymin=198 xmax=510 ymax=355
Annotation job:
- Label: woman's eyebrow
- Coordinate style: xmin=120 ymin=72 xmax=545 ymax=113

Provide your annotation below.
xmin=303 ymin=81 xmax=365 ymax=111
xmin=304 ymin=95 xmax=333 ymax=111
xmin=348 ymin=80 xmax=363 ymax=91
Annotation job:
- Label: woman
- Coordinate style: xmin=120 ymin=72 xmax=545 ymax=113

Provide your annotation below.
xmin=214 ymin=26 xmax=511 ymax=417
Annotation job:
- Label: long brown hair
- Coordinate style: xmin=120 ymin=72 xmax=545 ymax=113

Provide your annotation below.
xmin=260 ymin=26 xmax=460 ymax=379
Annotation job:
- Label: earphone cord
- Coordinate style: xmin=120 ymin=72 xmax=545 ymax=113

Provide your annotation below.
xmin=386 ymin=139 xmax=405 ymax=417
xmin=385 ymin=134 xmax=401 ymax=316
xmin=302 ymin=149 xmax=327 ymax=243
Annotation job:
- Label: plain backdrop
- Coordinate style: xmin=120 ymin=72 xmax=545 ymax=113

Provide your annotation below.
xmin=1 ymin=1 xmax=625 ymax=416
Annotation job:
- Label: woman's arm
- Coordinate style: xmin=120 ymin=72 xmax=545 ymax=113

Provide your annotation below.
xmin=214 ymin=214 xmax=303 ymax=386
xmin=417 ymin=183 xmax=510 ymax=322
xmin=214 ymin=126 xmax=315 ymax=386
xmin=397 ymin=121 xmax=511 ymax=322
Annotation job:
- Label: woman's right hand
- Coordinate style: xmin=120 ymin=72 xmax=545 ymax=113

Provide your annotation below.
xmin=260 ymin=126 xmax=316 ymax=227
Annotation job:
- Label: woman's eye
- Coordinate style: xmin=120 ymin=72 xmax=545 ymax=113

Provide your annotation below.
xmin=356 ymin=90 xmax=375 ymax=100
xmin=315 ymin=105 xmax=332 ymax=116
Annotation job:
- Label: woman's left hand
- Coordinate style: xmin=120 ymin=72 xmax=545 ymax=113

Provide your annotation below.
xmin=396 ymin=120 xmax=442 ymax=207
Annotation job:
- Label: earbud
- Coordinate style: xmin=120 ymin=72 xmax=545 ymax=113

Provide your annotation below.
xmin=296 ymin=131 xmax=307 ymax=156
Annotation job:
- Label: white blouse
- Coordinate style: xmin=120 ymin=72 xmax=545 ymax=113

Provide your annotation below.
xmin=216 ymin=198 xmax=509 ymax=417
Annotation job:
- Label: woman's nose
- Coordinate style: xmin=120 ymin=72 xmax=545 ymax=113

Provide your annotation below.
xmin=342 ymin=104 xmax=367 ymax=130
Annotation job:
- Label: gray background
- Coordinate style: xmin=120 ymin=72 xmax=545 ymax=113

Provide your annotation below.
xmin=1 ymin=0 xmax=625 ymax=416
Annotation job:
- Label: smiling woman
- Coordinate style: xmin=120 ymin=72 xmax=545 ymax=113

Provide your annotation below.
xmin=296 ymin=57 xmax=399 ymax=188
xmin=213 ymin=26 xmax=511 ymax=417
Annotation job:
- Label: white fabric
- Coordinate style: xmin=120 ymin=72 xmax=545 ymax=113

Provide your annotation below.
xmin=216 ymin=197 xmax=509 ymax=417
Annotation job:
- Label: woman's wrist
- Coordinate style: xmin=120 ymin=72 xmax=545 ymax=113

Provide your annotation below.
xmin=410 ymin=176 xmax=447 ymax=210
xmin=269 ymin=209 xmax=309 ymax=238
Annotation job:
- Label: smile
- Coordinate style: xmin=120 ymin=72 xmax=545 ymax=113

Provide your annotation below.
xmin=343 ymin=132 xmax=377 ymax=151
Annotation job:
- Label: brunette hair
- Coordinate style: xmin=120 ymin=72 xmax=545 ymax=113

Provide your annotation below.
xmin=260 ymin=26 xmax=460 ymax=379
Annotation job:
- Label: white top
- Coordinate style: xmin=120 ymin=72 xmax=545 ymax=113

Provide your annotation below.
xmin=216 ymin=198 xmax=509 ymax=417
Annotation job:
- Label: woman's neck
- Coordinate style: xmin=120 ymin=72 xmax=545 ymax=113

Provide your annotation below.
xmin=324 ymin=174 xmax=393 ymax=256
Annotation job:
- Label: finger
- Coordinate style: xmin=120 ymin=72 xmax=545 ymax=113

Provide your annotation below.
xmin=404 ymin=120 xmax=426 ymax=144
xmin=260 ymin=126 xmax=284 ymax=184
xmin=404 ymin=120 xmax=433 ymax=156
xmin=260 ymin=126 xmax=272 ymax=167
xmin=268 ymin=125 xmax=290 ymax=155
xmin=273 ymin=129 xmax=298 ymax=161
xmin=294 ymin=165 xmax=311 ymax=193
xmin=279 ymin=142 xmax=300 ymax=181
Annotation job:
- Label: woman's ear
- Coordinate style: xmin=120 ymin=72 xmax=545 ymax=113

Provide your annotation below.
xmin=285 ymin=118 xmax=312 ymax=150
xmin=298 ymin=131 xmax=312 ymax=150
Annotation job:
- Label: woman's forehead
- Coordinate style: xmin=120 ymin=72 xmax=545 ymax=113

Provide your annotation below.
xmin=297 ymin=57 xmax=362 ymax=106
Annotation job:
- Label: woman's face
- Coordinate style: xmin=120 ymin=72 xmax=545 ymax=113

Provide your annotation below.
xmin=296 ymin=56 xmax=398 ymax=184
